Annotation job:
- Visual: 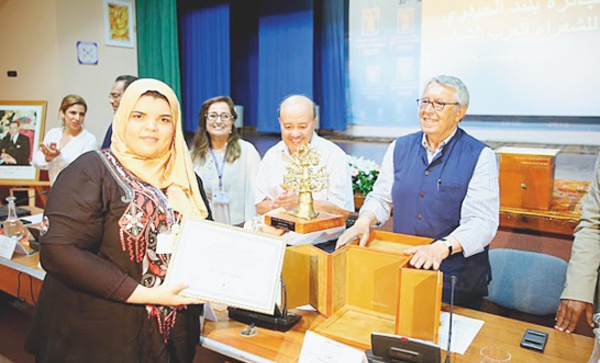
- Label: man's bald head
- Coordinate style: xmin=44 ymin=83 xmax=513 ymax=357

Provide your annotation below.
xmin=278 ymin=95 xmax=318 ymax=153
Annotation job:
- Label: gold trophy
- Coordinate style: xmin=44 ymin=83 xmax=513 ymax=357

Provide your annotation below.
xmin=265 ymin=144 xmax=345 ymax=234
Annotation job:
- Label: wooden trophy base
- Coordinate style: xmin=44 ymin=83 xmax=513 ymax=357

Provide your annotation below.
xmin=264 ymin=210 xmax=345 ymax=234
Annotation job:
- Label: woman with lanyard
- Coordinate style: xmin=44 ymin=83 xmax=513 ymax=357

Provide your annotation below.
xmin=191 ymin=96 xmax=261 ymax=225
xmin=26 ymin=79 xmax=212 ymax=363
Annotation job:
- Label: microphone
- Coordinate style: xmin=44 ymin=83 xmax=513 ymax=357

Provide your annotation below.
xmin=444 ymin=275 xmax=457 ymax=363
xmin=2 ymin=188 xmax=49 ymax=206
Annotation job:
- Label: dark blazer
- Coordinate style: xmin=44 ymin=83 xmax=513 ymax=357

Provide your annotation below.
xmin=0 ymin=133 xmax=31 ymax=165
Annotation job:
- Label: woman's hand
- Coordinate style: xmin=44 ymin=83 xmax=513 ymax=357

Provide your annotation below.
xmin=40 ymin=142 xmax=60 ymax=162
xmin=126 ymin=283 xmax=206 ymax=306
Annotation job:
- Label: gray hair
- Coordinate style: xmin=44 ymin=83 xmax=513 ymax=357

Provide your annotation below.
xmin=425 ymin=75 xmax=469 ymax=107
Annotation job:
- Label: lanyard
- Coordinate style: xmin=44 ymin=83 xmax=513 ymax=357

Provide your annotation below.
xmin=209 ymin=145 xmax=227 ymax=189
xmin=148 ymin=184 xmax=177 ymax=230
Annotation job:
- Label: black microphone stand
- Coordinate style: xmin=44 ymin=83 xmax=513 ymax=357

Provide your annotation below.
xmin=444 ymin=275 xmax=457 ymax=363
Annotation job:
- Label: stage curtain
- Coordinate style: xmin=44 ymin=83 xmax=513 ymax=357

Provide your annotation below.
xmin=136 ymin=0 xmax=182 ymax=98
xmin=230 ymin=1 xmax=259 ymax=129
xmin=178 ymin=1 xmax=231 ymax=133
xmin=314 ymin=0 xmax=347 ymax=130
xmin=256 ymin=1 xmax=314 ymax=133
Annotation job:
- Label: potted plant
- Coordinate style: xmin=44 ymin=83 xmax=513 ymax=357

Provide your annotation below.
xmin=347 ymin=155 xmax=380 ymax=210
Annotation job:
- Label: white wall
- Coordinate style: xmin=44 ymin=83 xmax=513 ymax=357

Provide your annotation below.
xmin=0 ymin=0 xmax=138 ymax=143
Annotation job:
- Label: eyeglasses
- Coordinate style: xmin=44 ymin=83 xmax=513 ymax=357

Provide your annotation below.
xmin=416 ymin=98 xmax=459 ymax=111
xmin=206 ymin=112 xmax=234 ymax=122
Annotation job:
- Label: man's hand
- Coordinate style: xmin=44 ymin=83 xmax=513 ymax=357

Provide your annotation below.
xmin=555 ymin=299 xmax=594 ymax=333
xmin=274 ymin=189 xmax=298 ymax=211
xmin=336 ymin=212 xmax=376 ymax=249
xmin=1 ymin=152 xmax=16 ymax=164
xmin=404 ymin=240 xmax=449 ymax=270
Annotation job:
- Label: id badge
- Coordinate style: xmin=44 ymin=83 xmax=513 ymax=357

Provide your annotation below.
xmin=212 ymin=190 xmax=229 ymax=205
xmin=156 ymin=233 xmax=174 ymax=254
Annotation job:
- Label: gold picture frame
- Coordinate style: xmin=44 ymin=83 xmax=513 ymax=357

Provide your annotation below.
xmin=0 ymin=101 xmax=47 ymax=183
xmin=103 ymin=0 xmax=136 ymax=48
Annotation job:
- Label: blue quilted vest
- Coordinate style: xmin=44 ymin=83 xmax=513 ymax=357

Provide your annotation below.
xmin=392 ymin=128 xmax=491 ymax=306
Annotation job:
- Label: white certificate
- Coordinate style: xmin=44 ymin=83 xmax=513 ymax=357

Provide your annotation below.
xmin=165 ymin=218 xmax=286 ymax=315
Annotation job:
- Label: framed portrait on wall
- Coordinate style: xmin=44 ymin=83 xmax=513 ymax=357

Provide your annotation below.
xmin=103 ymin=0 xmax=136 ymax=48
xmin=0 ymin=101 xmax=47 ymax=183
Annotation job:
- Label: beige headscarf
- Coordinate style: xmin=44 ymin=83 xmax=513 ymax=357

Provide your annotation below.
xmin=110 ymin=78 xmax=208 ymax=219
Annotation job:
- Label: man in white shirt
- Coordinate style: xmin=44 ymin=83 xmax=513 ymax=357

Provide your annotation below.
xmin=255 ymin=95 xmax=354 ymax=216
xmin=337 ymin=75 xmax=499 ymax=309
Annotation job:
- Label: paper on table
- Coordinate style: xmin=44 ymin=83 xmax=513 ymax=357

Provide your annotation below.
xmin=438 ymin=312 xmax=484 ymax=355
xmin=21 ymin=213 xmax=43 ymax=225
xmin=299 ymin=330 xmax=367 ymax=363
xmin=282 ymin=226 xmax=345 ymax=246
xmin=0 ymin=235 xmax=17 ymax=259
xmin=0 ymin=235 xmax=33 ymax=259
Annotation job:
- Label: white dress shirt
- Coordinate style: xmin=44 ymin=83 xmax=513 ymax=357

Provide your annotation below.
xmin=255 ymin=133 xmax=354 ymax=212
xmin=33 ymin=127 xmax=98 ymax=185
xmin=361 ymin=131 xmax=499 ymax=257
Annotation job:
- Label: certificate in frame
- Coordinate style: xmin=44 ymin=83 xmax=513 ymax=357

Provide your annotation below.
xmin=166 ymin=219 xmax=286 ymax=315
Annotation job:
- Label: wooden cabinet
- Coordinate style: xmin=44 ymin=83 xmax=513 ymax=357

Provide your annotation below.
xmin=496 ymin=147 xmax=560 ymax=211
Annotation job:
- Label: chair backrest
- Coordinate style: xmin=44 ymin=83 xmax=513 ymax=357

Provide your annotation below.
xmin=485 ymin=248 xmax=567 ymax=316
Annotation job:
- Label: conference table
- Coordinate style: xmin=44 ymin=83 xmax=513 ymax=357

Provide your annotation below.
xmin=0 ymin=206 xmax=45 ymax=306
xmin=0 ymin=212 xmax=593 ymax=363
xmin=200 ymin=306 xmax=593 ymax=363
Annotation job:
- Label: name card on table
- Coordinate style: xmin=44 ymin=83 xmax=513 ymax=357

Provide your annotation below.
xmin=0 ymin=235 xmax=32 ymax=259
xmin=299 ymin=330 xmax=367 ymax=363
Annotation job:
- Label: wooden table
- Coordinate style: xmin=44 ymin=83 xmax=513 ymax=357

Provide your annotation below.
xmin=1 ymin=216 xmax=593 ymax=362
xmin=201 ymin=306 xmax=593 ymax=363
xmin=0 ymin=246 xmax=44 ymax=305
xmin=0 ymin=206 xmax=45 ymax=305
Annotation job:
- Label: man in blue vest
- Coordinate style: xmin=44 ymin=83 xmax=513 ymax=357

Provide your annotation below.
xmin=337 ymin=75 xmax=499 ymax=309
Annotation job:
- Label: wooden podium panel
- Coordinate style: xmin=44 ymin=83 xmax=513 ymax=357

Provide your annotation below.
xmin=496 ymin=147 xmax=560 ymax=211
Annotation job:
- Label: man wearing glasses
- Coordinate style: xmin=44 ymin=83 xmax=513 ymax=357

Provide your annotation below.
xmin=101 ymin=75 xmax=138 ymax=149
xmin=255 ymin=94 xmax=354 ymax=216
xmin=337 ymin=75 xmax=499 ymax=309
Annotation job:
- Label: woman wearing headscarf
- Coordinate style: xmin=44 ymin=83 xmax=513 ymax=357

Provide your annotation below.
xmin=25 ymin=79 xmax=212 ymax=363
